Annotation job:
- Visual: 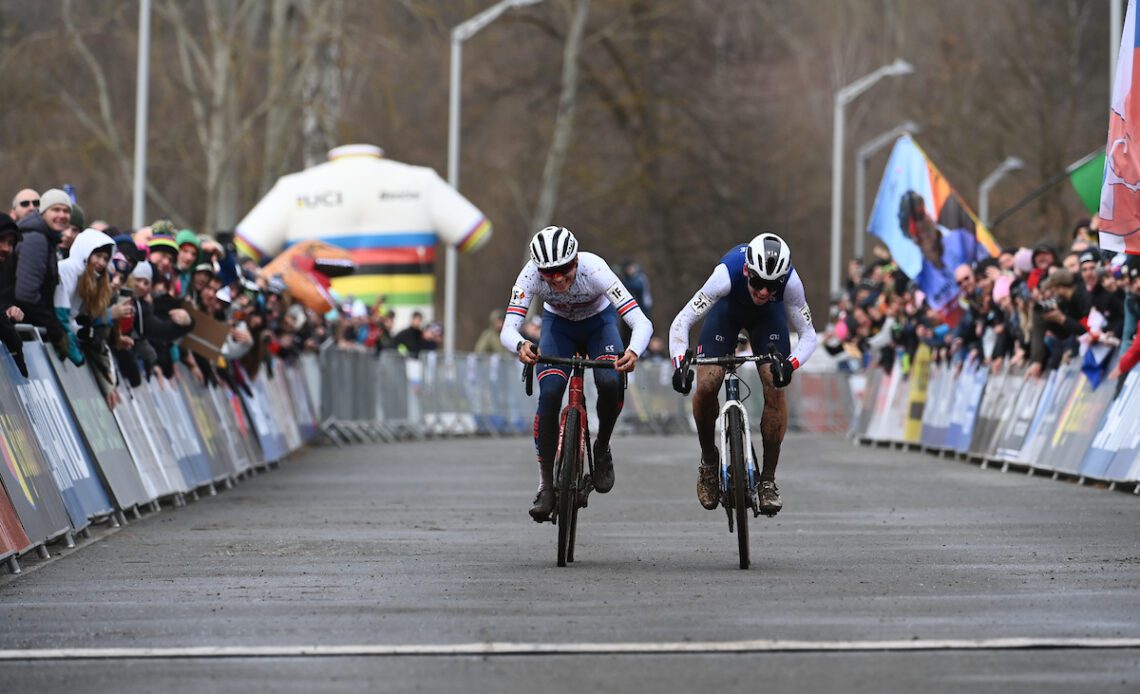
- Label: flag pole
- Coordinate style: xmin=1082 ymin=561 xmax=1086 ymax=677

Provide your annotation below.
xmin=989 ymin=150 xmax=1103 ymax=230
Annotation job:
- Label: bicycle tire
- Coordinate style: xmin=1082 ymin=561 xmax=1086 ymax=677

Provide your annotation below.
xmin=556 ymin=409 xmax=581 ymax=567
xmin=728 ymin=408 xmax=750 ymax=570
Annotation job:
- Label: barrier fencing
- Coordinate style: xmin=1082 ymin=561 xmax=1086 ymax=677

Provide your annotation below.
xmin=0 ymin=329 xmax=315 ymax=574
xmin=852 ymin=344 xmax=1140 ymax=492
xmin=25 ymin=336 xmax=1071 ymax=576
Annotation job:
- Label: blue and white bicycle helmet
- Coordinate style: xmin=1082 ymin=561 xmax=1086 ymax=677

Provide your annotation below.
xmin=745 ymin=232 xmax=791 ymax=282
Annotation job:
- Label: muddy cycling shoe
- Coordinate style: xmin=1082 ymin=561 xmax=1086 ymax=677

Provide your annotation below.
xmin=529 ymin=487 xmax=556 ymax=522
xmin=758 ymin=480 xmax=782 ymax=516
xmin=592 ymin=442 xmax=614 ymax=493
xmin=697 ymin=463 xmax=720 ymax=510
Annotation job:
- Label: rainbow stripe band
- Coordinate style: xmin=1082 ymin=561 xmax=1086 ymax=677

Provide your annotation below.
xmin=458 ymin=218 xmax=492 ymax=253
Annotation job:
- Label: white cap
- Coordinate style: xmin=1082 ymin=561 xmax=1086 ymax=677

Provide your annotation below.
xmin=131 ymin=261 xmax=153 ymax=281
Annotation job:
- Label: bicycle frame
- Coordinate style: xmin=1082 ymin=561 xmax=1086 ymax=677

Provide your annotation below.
xmin=717 ymin=370 xmax=757 ymax=508
xmin=523 ymin=354 xmax=618 ymax=566
xmin=553 ymin=365 xmax=592 ymax=502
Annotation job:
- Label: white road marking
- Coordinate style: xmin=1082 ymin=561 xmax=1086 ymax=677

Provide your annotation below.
xmin=1 ymin=638 xmax=1139 ymax=660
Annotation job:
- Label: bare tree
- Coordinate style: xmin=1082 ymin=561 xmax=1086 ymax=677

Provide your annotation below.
xmin=531 ymin=0 xmax=590 ymax=231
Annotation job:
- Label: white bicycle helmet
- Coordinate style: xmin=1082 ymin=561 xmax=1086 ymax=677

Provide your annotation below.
xmin=529 ymin=226 xmax=578 ymax=269
xmin=745 ymin=232 xmax=791 ymax=282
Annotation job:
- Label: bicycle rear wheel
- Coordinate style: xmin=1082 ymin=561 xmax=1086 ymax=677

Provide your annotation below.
xmin=556 ymin=409 xmax=581 ymax=568
xmin=727 ymin=408 xmax=750 ymax=570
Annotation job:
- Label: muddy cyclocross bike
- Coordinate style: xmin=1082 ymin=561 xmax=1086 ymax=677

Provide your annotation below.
xmin=676 ymin=344 xmax=784 ymax=569
xmin=523 ymin=354 xmax=621 ymax=567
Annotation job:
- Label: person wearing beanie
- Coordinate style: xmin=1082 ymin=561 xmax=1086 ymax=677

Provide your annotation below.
xmin=65 ymin=203 xmax=87 ymax=260
xmin=13 ymin=206 xmax=68 ymax=357
xmin=147 ymin=234 xmax=178 ymax=278
xmin=0 ymin=212 xmax=29 ymax=377
xmin=38 ymin=188 xmax=71 ymax=223
xmin=174 ymin=229 xmax=201 ymax=298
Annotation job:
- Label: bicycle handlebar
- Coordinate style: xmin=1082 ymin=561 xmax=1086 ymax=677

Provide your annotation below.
xmin=673 ymin=343 xmax=784 ymax=395
xmin=522 ymin=355 xmax=618 ymax=397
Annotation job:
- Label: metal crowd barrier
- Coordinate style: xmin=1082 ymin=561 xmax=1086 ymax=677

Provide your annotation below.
xmin=315 ymin=348 xmax=856 ymax=443
xmin=0 ymin=333 xmax=318 ymax=575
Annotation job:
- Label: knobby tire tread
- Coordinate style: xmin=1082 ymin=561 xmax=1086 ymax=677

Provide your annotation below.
xmin=728 ymin=408 xmax=750 ymax=569
xmin=556 ymin=409 xmax=580 ymax=567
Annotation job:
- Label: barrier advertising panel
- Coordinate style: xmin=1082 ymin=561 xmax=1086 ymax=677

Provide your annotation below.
xmin=920 ymin=363 xmax=953 ymax=449
xmin=947 ymin=362 xmax=987 ymax=453
xmin=1014 ymin=366 xmax=1081 ymax=470
xmin=148 ymin=376 xmax=213 ymax=487
xmin=853 ymin=368 xmax=882 ymax=437
xmin=993 ymin=377 xmax=1047 ymax=462
xmin=242 ymin=367 xmax=287 ymax=463
xmin=48 ymin=350 xmax=151 ymax=510
xmin=0 ymin=485 xmax=31 ymax=560
xmin=18 ymin=343 xmax=112 ymax=527
xmin=969 ymin=368 xmax=1017 ymax=458
xmin=903 ymin=345 xmax=931 ymax=443
xmin=0 ymin=349 xmax=73 ymax=544
xmin=206 ymin=386 xmax=254 ymax=475
xmin=1040 ymin=376 xmax=1116 ymax=475
xmin=173 ymin=367 xmax=235 ymax=481
xmin=115 ymin=382 xmax=188 ymax=497
xmin=1082 ymin=371 xmax=1140 ymax=481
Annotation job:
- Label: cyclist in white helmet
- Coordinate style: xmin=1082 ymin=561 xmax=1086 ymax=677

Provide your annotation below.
xmin=500 ymin=226 xmax=653 ymax=521
xmin=668 ymin=233 xmax=817 ymax=515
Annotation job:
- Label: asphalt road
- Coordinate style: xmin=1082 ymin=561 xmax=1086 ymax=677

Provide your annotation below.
xmin=2 ymin=433 xmax=1138 ymax=692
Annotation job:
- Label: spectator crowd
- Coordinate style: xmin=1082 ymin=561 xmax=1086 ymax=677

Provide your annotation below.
xmin=5 ymin=182 xmax=1135 ymax=414
xmin=0 ymin=186 xmax=456 ymax=410
xmin=821 ymin=217 xmax=1140 ymax=390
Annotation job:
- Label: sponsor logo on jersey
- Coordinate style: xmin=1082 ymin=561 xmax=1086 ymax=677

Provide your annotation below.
xmin=510 ymin=286 xmax=526 ymax=303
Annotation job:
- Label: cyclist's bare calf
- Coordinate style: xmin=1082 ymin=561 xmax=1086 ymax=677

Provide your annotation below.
xmin=692 ymin=364 xmax=726 ymax=463
xmin=757 ymin=362 xmax=786 ymax=482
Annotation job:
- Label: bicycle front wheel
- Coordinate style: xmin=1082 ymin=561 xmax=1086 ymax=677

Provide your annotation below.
xmin=727 ymin=408 xmax=750 ymax=570
xmin=556 ymin=409 xmax=581 ymax=568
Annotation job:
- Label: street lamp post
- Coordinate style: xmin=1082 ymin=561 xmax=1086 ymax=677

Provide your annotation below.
xmin=445 ymin=0 xmax=544 ymax=354
xmin=978 ymin=156 xmax=1025 ymax=227
xmin=854 ymin=120 xmax=921 ymax=261
xmin=830 ymin=58 xmax=914 ymax=295
xmin=131 ymin=0 xmax=152 ymax=230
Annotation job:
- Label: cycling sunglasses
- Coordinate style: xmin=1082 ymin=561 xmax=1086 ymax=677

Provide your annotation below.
xmin=747 ymin=271 xmax=780 ymax=292
xmin=539 ymin=259 xmax=577 ymax=278
xmin=17 ymin=199 xmax=39 ymax=208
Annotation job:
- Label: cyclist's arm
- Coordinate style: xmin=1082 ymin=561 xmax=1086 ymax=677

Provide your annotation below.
xmin=782 ymin=269 xmax=817 ymax=369
xmin=602 ymin=272 xmax=652 ymax=355
xmin=668 ymin=263 xmax=731 ymax=367
xmin=499 ymin=265 xmax=540 ymax=353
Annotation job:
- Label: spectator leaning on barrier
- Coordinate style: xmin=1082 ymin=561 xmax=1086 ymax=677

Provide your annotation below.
xmin=36 ymin=188 xmax=73 ymax=261
xmin=9 ymin=188 xmax=39 ymax=222
xmin=1027 ymin=242 xmax=1058 ymax=290
xmin=0 ymin=213 xmax=29 ymax=377
xmin=1027 ymin=268 xmax=1090 ymax=378
xmin=14 ymin=207 xmax=68 ymax=357
xmin=54 ymin=229 xmax=128 ymax=404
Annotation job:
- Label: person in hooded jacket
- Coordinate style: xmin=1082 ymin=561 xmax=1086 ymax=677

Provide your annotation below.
xmin=54 ymin=228 xmax=134 ymax=404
